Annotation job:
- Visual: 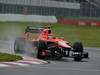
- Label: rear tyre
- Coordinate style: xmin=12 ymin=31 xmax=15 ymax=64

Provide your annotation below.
xmin=36 ymin=40 xmax=63 ymax=60
xmin=14 ymin=38 xmax=25 ymax=53
xmin=37 ymin=40 xmax=47 ymax=59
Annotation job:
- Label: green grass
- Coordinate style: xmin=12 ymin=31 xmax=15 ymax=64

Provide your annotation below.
xmin=0 ymin=22 xmax=100 ymax=47
xmin=0 ymin=22 xmax=42 ymax=40
xmin=0 ymin=52 xmax=22 ymax=62
xmin=52 ymin=24 xmax=100 ymax=47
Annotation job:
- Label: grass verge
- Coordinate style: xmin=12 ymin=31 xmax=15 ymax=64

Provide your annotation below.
xmin=0 ymin=52 xmax=22 ymax=62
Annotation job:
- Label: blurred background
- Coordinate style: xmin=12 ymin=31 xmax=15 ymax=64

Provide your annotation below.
xmin=0 ymin=0 xmax=100 ymax=18
xmin=0 ymin=0 xmax=100 ymax=47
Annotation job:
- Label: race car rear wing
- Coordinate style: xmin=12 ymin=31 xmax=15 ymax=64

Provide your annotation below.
xmin=25 ymin=25 xmax=52 ymax=33
xmin=25 ymin=26 xmax=44 ymax=33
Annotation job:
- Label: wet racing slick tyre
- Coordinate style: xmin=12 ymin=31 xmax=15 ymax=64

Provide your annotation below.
xmin=14 ymin=38 xmax=25 ymax=53
xmin=50 ymin=47 xmax=63 ymax=60
xmin=73 ymin=42 xmax=83 ymax=52
xmin=73 ymin=42 xmax=83 ymax=61
xmin=35 ymin=40 xmax=63 ymax=60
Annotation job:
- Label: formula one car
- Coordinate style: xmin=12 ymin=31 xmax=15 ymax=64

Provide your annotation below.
xmin=14 ymin=26 xmax=89 ymax=61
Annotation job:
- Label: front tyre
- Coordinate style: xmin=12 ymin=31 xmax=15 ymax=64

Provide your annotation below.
xmin=73 ymin=42 xmax=83 ymax=61
xmin=73 ymin=42 xmax=83 ymax=52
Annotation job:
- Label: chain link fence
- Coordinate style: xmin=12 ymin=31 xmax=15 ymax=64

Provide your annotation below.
xmin=0 ymin=0 xmax=100 ymax=19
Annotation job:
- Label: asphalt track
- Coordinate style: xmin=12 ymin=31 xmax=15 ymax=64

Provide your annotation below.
xmin=0 ymin=40 xmax=100 ymax=75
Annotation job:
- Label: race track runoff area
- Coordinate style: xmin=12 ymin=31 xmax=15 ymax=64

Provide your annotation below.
xmin=0 ymin=40 xmax=100 ymax=75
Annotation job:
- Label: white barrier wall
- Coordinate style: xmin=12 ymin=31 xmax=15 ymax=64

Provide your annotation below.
xmin=0 ymin=14 xmax=57 ymax=23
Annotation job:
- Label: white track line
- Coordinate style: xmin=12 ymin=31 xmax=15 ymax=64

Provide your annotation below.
xmin=22 ymin=57 xmax=48 ymax=64
xmin=22 ymin=59 xmax=48 ymax=64
xmin=0 ymin=62 xmax=28 ymax=66
xmin=17 ymin=61 xmax=43 ymax=64
xmin=7 ymin=62 xmax=29 ymax=66
xmin=0 ymin=64 xmax=9 ymax=67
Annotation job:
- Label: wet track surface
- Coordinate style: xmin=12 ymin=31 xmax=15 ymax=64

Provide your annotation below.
xmin=0 ymin=40 xmax=100 ymax=75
